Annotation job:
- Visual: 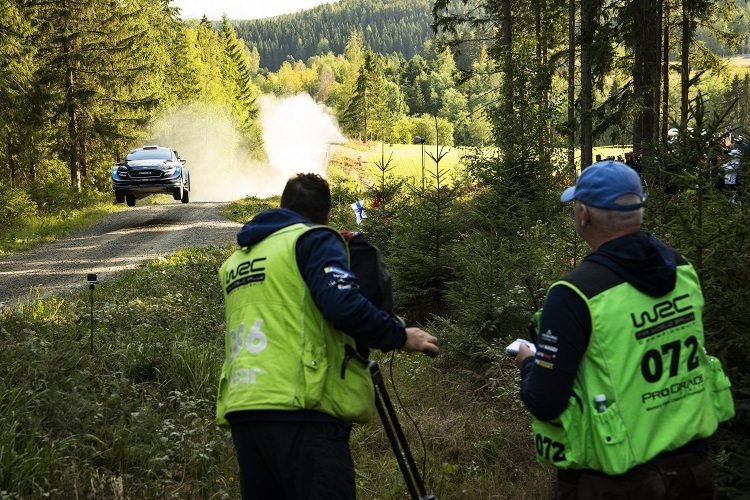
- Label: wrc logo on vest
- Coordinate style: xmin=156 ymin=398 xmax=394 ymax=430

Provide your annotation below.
xmin=631 ymin=294 xmax=695 ymax=341
xmin=229 ymin=319 xmax=268 ymax=385
xmin=225 ymin=257 xmax=267 ymax=294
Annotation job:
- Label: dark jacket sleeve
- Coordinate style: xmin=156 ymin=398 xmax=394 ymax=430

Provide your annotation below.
xmin=295 ymin=228 xmax=406 ymax=351
xmin=519 ymin=285 xmax=591 ymax=422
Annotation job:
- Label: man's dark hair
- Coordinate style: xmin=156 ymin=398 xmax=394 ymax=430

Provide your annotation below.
xmin=280 ymin=173 xmax=331 ymax=225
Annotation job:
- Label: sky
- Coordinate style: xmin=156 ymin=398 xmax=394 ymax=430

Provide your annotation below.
xmin=171 ymin=0 xmax=340 ymax=21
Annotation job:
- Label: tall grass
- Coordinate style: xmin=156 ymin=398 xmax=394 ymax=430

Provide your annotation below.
xmin=0 ymin=246 xmax=238 ymax=498
xmin=329 ymin=142 xmax=466 ymax=187
xmin=325 ymin=141 xmax=632 ymax=193
xmin=0 ymin=235 xmax=555 ymax=499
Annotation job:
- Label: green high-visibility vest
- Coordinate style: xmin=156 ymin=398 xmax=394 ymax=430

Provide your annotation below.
xmin=215 ymin=223 xmax=375 ymax=427
xmin=531 ymin=260 xmax=734 ymax=475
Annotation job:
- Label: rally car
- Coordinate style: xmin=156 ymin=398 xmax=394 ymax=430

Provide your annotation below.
xmin=111 ymin=146 xmax=190 ymax=207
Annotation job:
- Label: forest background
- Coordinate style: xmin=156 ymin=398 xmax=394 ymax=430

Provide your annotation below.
xmin=1 ymin=0 xmax=750 ymax=498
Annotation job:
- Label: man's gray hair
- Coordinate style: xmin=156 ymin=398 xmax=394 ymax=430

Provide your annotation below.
xmin=589 ymin=193 xmax=644 ymax=227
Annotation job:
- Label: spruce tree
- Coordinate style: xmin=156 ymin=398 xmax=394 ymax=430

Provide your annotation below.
xmin=342 ymin=49 xmax=390 ymax=141
xmin=219 ymin=16 xmax=262 ymax=146
xmin=0 ymin=0 xmax=37 ymax=187
xmin=33 ymin=0 xmax=176 ymax=189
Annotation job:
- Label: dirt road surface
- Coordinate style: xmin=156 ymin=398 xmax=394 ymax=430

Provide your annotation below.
xmin=0 ymin=203 xmax=242 ymax=304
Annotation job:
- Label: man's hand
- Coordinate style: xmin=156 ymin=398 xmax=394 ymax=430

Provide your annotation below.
xmin=514 ymin=343 xmax=535 ymax=369
xmin=401 ymin=327 xmax=439 ymax=356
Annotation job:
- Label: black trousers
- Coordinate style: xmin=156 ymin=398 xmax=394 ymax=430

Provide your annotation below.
xmin=231 ymin=420 xmax=356 ymax=500
xmin=555 ymin=452 xmax=715 ymax=500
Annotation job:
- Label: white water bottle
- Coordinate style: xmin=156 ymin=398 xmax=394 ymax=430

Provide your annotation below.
xmin=594 ymin=394 xmax=608 ymax=413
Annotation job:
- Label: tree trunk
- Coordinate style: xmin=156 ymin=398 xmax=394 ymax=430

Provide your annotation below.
xmin=580 ymin=0 xmax=593 ymax=169
xmin=567 ymin=0 xmax=576 ymax=175
xmin=66 ymin=60 xmax=80 ymax=191
xmin=502 ymin=0 xmax=513 ymax=151
xmin=631 ymin=0 xmax=659 ymax=153
xmin=661 ymin=0 xmax=670 ymax=139
xmin=80 ymin=136 xmax=88 ymax=180
xmin=62 ymin=8 xmax=81 ymax=192
xmin=535 ymin=0 xmax=551 ymax=164
xmin=654 ymin=0 xmax=663 ymax=139
xmin=28 ymin=135 xmax=36 ymax=182
xmin=644 ymin=1 xmax=660 ymax=148
xmin=7 ymin=137 xmax=15 ymax=189
xmin=680 ymin=9 xmax=690 ymax=126
xmin=633 ymin=39 xmax=644 ymax=152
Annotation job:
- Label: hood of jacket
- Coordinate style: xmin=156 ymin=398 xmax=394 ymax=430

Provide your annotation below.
xmin=585 ymin=231 xmax=679 ymax=297
xmin=236 ymin=208 xmax=311 ymax=247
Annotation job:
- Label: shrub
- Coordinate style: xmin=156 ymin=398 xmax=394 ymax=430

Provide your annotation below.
xmin=27 ymin=181 xmax=109 ymax=214
xmin=0 ymin=185 xmax=38 ymax=231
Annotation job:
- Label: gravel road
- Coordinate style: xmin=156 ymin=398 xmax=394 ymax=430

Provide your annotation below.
xmin=0 ymin=203 xmax=242 ymax=304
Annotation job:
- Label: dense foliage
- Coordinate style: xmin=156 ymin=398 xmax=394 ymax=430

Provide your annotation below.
xmin=0 ymin=1 xmax=264 ymax=193
xmin=231 ymin=0 xmax=435 ymax=72
xmin=5 ymin=0 xmax=750 ymax=195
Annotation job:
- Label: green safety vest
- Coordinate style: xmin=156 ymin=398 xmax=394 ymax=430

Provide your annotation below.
xmin=215 ymin=223 xmax=375 ymax=427
xmin=531 ymin=260 xmax=734 ymax=475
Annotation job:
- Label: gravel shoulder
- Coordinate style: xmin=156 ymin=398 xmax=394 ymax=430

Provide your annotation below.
xmin=0 ymin=203 xmax=242 ymax=304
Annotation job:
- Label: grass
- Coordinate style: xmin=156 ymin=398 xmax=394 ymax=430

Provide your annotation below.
xmin=0 ymin=247 xmax=238 ymax=498
xmin=0 ymin=257 xmax=554 ymax=499
xmin=329 ymin=141 xmax=467 ymax=186
xmin=726 ymin=55 xmax=750 ymax=72
xmin=0 ymin=203 xmax=122 ymax=256
xmin=327 ymin=141 xmax=632 ymax=189
xmin=351 ymin=352 xmax=555 ymax=499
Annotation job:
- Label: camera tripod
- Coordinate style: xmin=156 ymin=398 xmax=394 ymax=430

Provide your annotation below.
xmin=368 ymin=360 xmax=436 ymax=500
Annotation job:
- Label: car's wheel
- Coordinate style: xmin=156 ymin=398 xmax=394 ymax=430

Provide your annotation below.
xmin=126 ymin=194 xmax=136 ymax=207
xmin=181 ymin=188 xmax=189 ymax=204
xmin=115 ymin=191 xmax=125 ymax=204
xmin=172 ymin=187 xmax=182 ymax=201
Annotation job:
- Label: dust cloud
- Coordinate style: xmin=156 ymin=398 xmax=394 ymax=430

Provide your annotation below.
xmin=150 ymin=93 xmax=344 ymax=202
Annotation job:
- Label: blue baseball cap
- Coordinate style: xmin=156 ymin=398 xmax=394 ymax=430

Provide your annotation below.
xmin=560 ymin=161 xmax=646 ymax=211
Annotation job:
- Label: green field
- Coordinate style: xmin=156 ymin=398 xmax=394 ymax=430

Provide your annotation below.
xmin=328 ymin=141 xmax=632 ymax=185
xmin=328 ymin=142 xmax=466 ymax=185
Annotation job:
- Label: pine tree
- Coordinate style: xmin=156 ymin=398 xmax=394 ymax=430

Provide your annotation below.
xmin=342 ymin=49 xmax=391 ymax=141
xmin=219 ymin=16 xmax=262 ymax=145
xmin=33 ymin=0 xmax=176 ymax=190
xmin=366 ymin=53 xmax=392 ymax=140
xmin=0 ymin=0 xmax=37 ymax=187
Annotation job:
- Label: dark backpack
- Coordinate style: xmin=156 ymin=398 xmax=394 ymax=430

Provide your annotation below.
xmin=341 ymin=231 xmax=394 ymax=314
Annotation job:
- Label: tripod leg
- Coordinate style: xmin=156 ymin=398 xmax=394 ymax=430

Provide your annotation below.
xmin=374 ymin=390 xmax=421 ymax=500
xmin=370 ymin=361 xmax=435 ymax=500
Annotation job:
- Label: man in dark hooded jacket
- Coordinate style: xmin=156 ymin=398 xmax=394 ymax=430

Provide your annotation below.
xmin=514 ymin=161 xmax=733 ymax=499
xmin=218 ymin=173 xmax=439 ymax=500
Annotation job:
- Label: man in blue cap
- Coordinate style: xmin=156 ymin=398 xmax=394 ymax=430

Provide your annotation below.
xmin=513 ymin=161 xmax=734 ymax=498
